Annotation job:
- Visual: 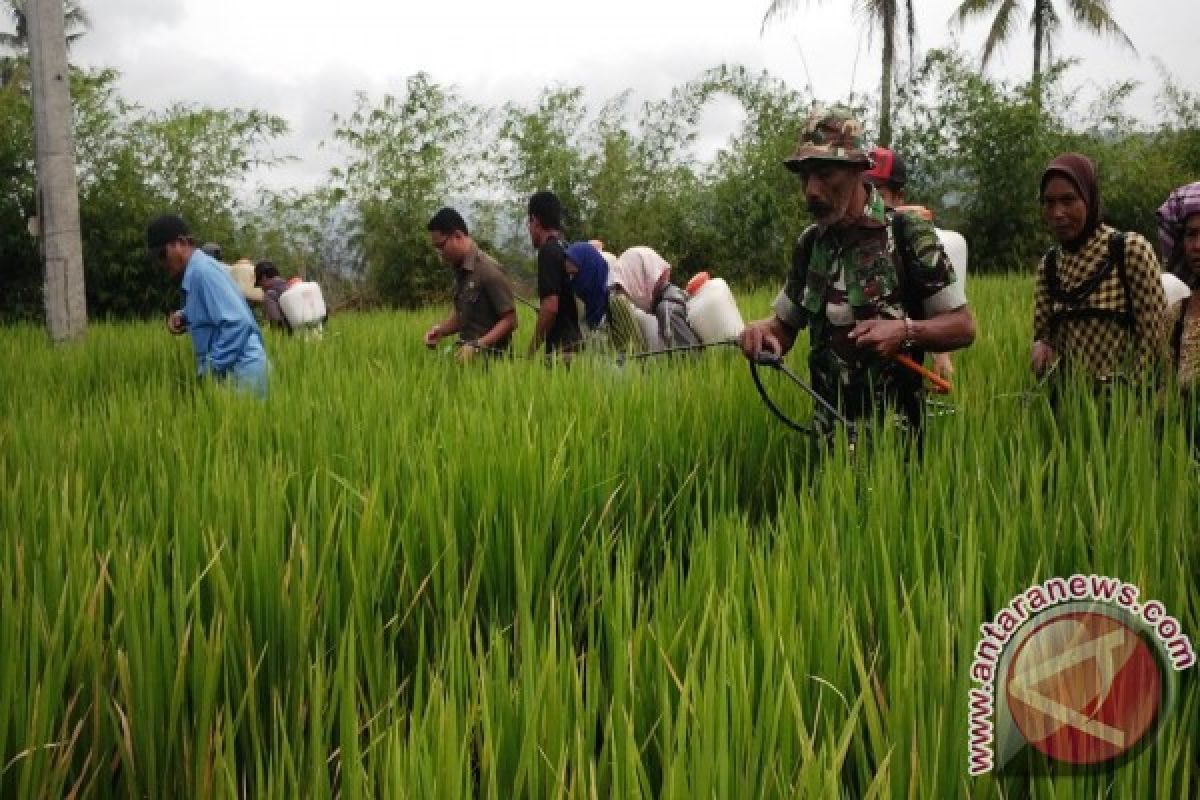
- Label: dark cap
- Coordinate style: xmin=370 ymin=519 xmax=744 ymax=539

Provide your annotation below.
xmin=864 ymin=147 xmax=906 ymax=188
xmin=783 ymin=106 xmax=872 ymax=171
xmin=146 ymin=214 xmax=191 ymax=250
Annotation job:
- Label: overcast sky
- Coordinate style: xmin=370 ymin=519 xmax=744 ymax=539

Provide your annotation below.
xmin=55 ymin=0 xmax=1200 ymax=192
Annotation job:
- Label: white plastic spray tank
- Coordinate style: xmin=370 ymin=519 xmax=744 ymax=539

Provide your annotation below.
xmin=934 ymin=229 xmax=969 ymax=286
xmin=279 ymin=282 xmax=327 ymax=330
xmin=685 ymin=272 xmax=745 ymax=344
xmin=225 ymin=259 xmax=264 ymax=304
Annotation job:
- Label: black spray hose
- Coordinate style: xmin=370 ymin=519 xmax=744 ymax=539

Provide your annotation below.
xmin=624 ymin=339 xmax=851 ymax=438
xmin=515 ymin=294 xmax=540 ymax=313
xmin=748 ymin=350 xmax=853 ymax=434
xmin=615 ymin=339 xmax=739 ymax=364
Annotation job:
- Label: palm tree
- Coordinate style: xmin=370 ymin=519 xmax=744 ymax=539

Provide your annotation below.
xmin=952 ymin=0 xmax=1135 ymax=92
xmin=0 ymin=0 xmax=90 ymax=54
xmin=1 ymin=1 xmax=89 ymax=89
xmin=762 ymin=0 xmax=916 ymax=147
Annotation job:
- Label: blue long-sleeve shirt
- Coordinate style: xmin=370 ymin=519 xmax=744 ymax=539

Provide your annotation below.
xmin=180 ymin=249 xmax=268 ymax=394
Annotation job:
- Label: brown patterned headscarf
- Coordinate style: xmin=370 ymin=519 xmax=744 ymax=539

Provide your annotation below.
xmin=1040 ymin=153 xmax=1103 ymax=252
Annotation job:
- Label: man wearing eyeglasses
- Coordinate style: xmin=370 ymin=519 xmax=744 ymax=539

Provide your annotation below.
xmin=423 ymin=207 xmax=517 ymax=361
xmin=147 ymin=214 xmax=269 ymax=397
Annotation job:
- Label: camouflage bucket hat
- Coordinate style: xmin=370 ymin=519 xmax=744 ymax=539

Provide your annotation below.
xmin=783 ymin=106 xmax=872 ymax=171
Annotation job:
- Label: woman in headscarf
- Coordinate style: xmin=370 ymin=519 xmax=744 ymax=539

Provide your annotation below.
xmin=564 ymin=241 xmax=610 ymax=330
xmin=610 ymin=245 xmax=702 ymax=349
xmin=609 ymin=246 xmax=671 ymax=313
xmin=1157 ymin=182 xmax=1200 ymax=288
xmin=1031 ymin=153 xmax=1167 ymax=385
xmin=1156 ymin=182 xmax=1200 ymax=389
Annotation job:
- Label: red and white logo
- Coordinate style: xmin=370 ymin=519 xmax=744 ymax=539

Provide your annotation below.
xmin=1005 ymin=610 xmax=1162 ymax=765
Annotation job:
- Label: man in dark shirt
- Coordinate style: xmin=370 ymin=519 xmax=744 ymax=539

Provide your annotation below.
xmin=525 ymin=191 xmax=582 ymax=358
xmin=423 ymin=207 xmax=517 ymax=361
xmin=254 ymin=260 xmax=293 ymax=332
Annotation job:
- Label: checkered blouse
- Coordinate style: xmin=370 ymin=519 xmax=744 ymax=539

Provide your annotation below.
xmin=1034 ymin=225 xmax=1167 ymax=380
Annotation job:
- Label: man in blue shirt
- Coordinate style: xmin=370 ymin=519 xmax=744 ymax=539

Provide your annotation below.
xmin=146 ymin=214 xmax=269 ymax=397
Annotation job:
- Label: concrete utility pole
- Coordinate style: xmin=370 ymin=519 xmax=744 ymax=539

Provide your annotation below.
xmin=28 ymin=0 xmax=87 ymax=341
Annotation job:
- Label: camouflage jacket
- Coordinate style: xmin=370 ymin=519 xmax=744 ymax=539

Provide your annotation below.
xmin=772 ymin=188 xmax=964 ymax=426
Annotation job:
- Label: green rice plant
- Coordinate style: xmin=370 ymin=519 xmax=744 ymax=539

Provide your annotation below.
xmin=0 ymin=275 xmax=1195 ymax=798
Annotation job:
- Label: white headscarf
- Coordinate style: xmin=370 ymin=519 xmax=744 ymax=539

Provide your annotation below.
xmin=609 ymin=246 xmax=671 ymax=312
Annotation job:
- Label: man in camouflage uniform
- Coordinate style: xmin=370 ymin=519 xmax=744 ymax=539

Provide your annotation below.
xmin=739 ymin=107 xmax=976 ymax=435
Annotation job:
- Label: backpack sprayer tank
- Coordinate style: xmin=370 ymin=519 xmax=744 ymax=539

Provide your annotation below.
xmin=225 ymin=259 xmax=264 ymax=304
xmin=935 ymin=229 xmax=968 ymax=286
xmin=896 ymin=205 xmax=970 ymax=287
xmin=1162 ymin=272 xmax=1197 ymax=388
xmin=685 ymin=272 xmax=745 ymax=344
xmin=1162 ymin=272 xmax=1192 ymax=310
xmin=279 ymin=282 xmax=327 ymax=331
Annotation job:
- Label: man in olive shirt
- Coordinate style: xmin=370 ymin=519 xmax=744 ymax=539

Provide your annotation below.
xmin=423 ymin=208 xmax=518 ymax=360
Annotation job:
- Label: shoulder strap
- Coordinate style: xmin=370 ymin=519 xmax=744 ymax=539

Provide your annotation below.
xmin=1110 ymin=232 xmax=1133 ymax=325
xmin=1046 ymin=232 xmax=1124 ymax=307
xmin=794 ymin=224 xmax=819 ymax=275
xmin=890 ymin=212 xmax=922 ymax=319
xmin=1046 ymin=231 xmax=1135 ymax=334
xmin=884 ymin=210 xmax=927 ymax=419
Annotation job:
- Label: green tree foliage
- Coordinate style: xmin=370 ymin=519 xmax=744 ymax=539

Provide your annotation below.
xmin=1058 ymin=78 xmax=1200 ymax=250
xmin=0 ymin=67 xmax=289 ymax=321
xmin=597 ymin=82 xmax=708 ymax=262
xmin=2 ymin=53 xmax=1199 ymax=320
xmin=79 ymin=82 xmax=288 ymax=317
xmin=690 ymin=65 xmax=817 ymax=284
xmin=892 ymin=48 xmax=1068 ymax=271
xmin=1155 ymin=71 xmax=1200 ymax=186
xmin=893 ymin=48 xmax=1200 ymax=272
xmin=498 ymin=86 xmax=594 ymax=236
xmin=240 ymin=188 xmax=357 ymax=284
xmin=330 ymin=73 xmax=482 ymax=307
xmin=492 ymin=67 xmax=815 ymax=285
xmin=0 ymin=80 xmax=38 ymax=318
xmin=487 ymin=82 xmax=706 ymax=282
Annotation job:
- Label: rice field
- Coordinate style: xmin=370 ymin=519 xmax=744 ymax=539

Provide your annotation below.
xmin=1 ymin=276 xmax=1196 ymax=798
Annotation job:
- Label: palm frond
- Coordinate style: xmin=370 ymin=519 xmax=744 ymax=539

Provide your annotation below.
xmin=64 ymin=1 xmax=90 ymax=30
xmin=1069 ymin=0 xmax=1136 ymax=54
xmin=761 ymin=0 xmax=810 ymax=36
xmin=951 ymin=0 xmax=1006 ymax=29
xmin=980 ymin=0 xmax=1022 ymax=67
xmin=0 ymin=1 xmax=90 ymax=51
